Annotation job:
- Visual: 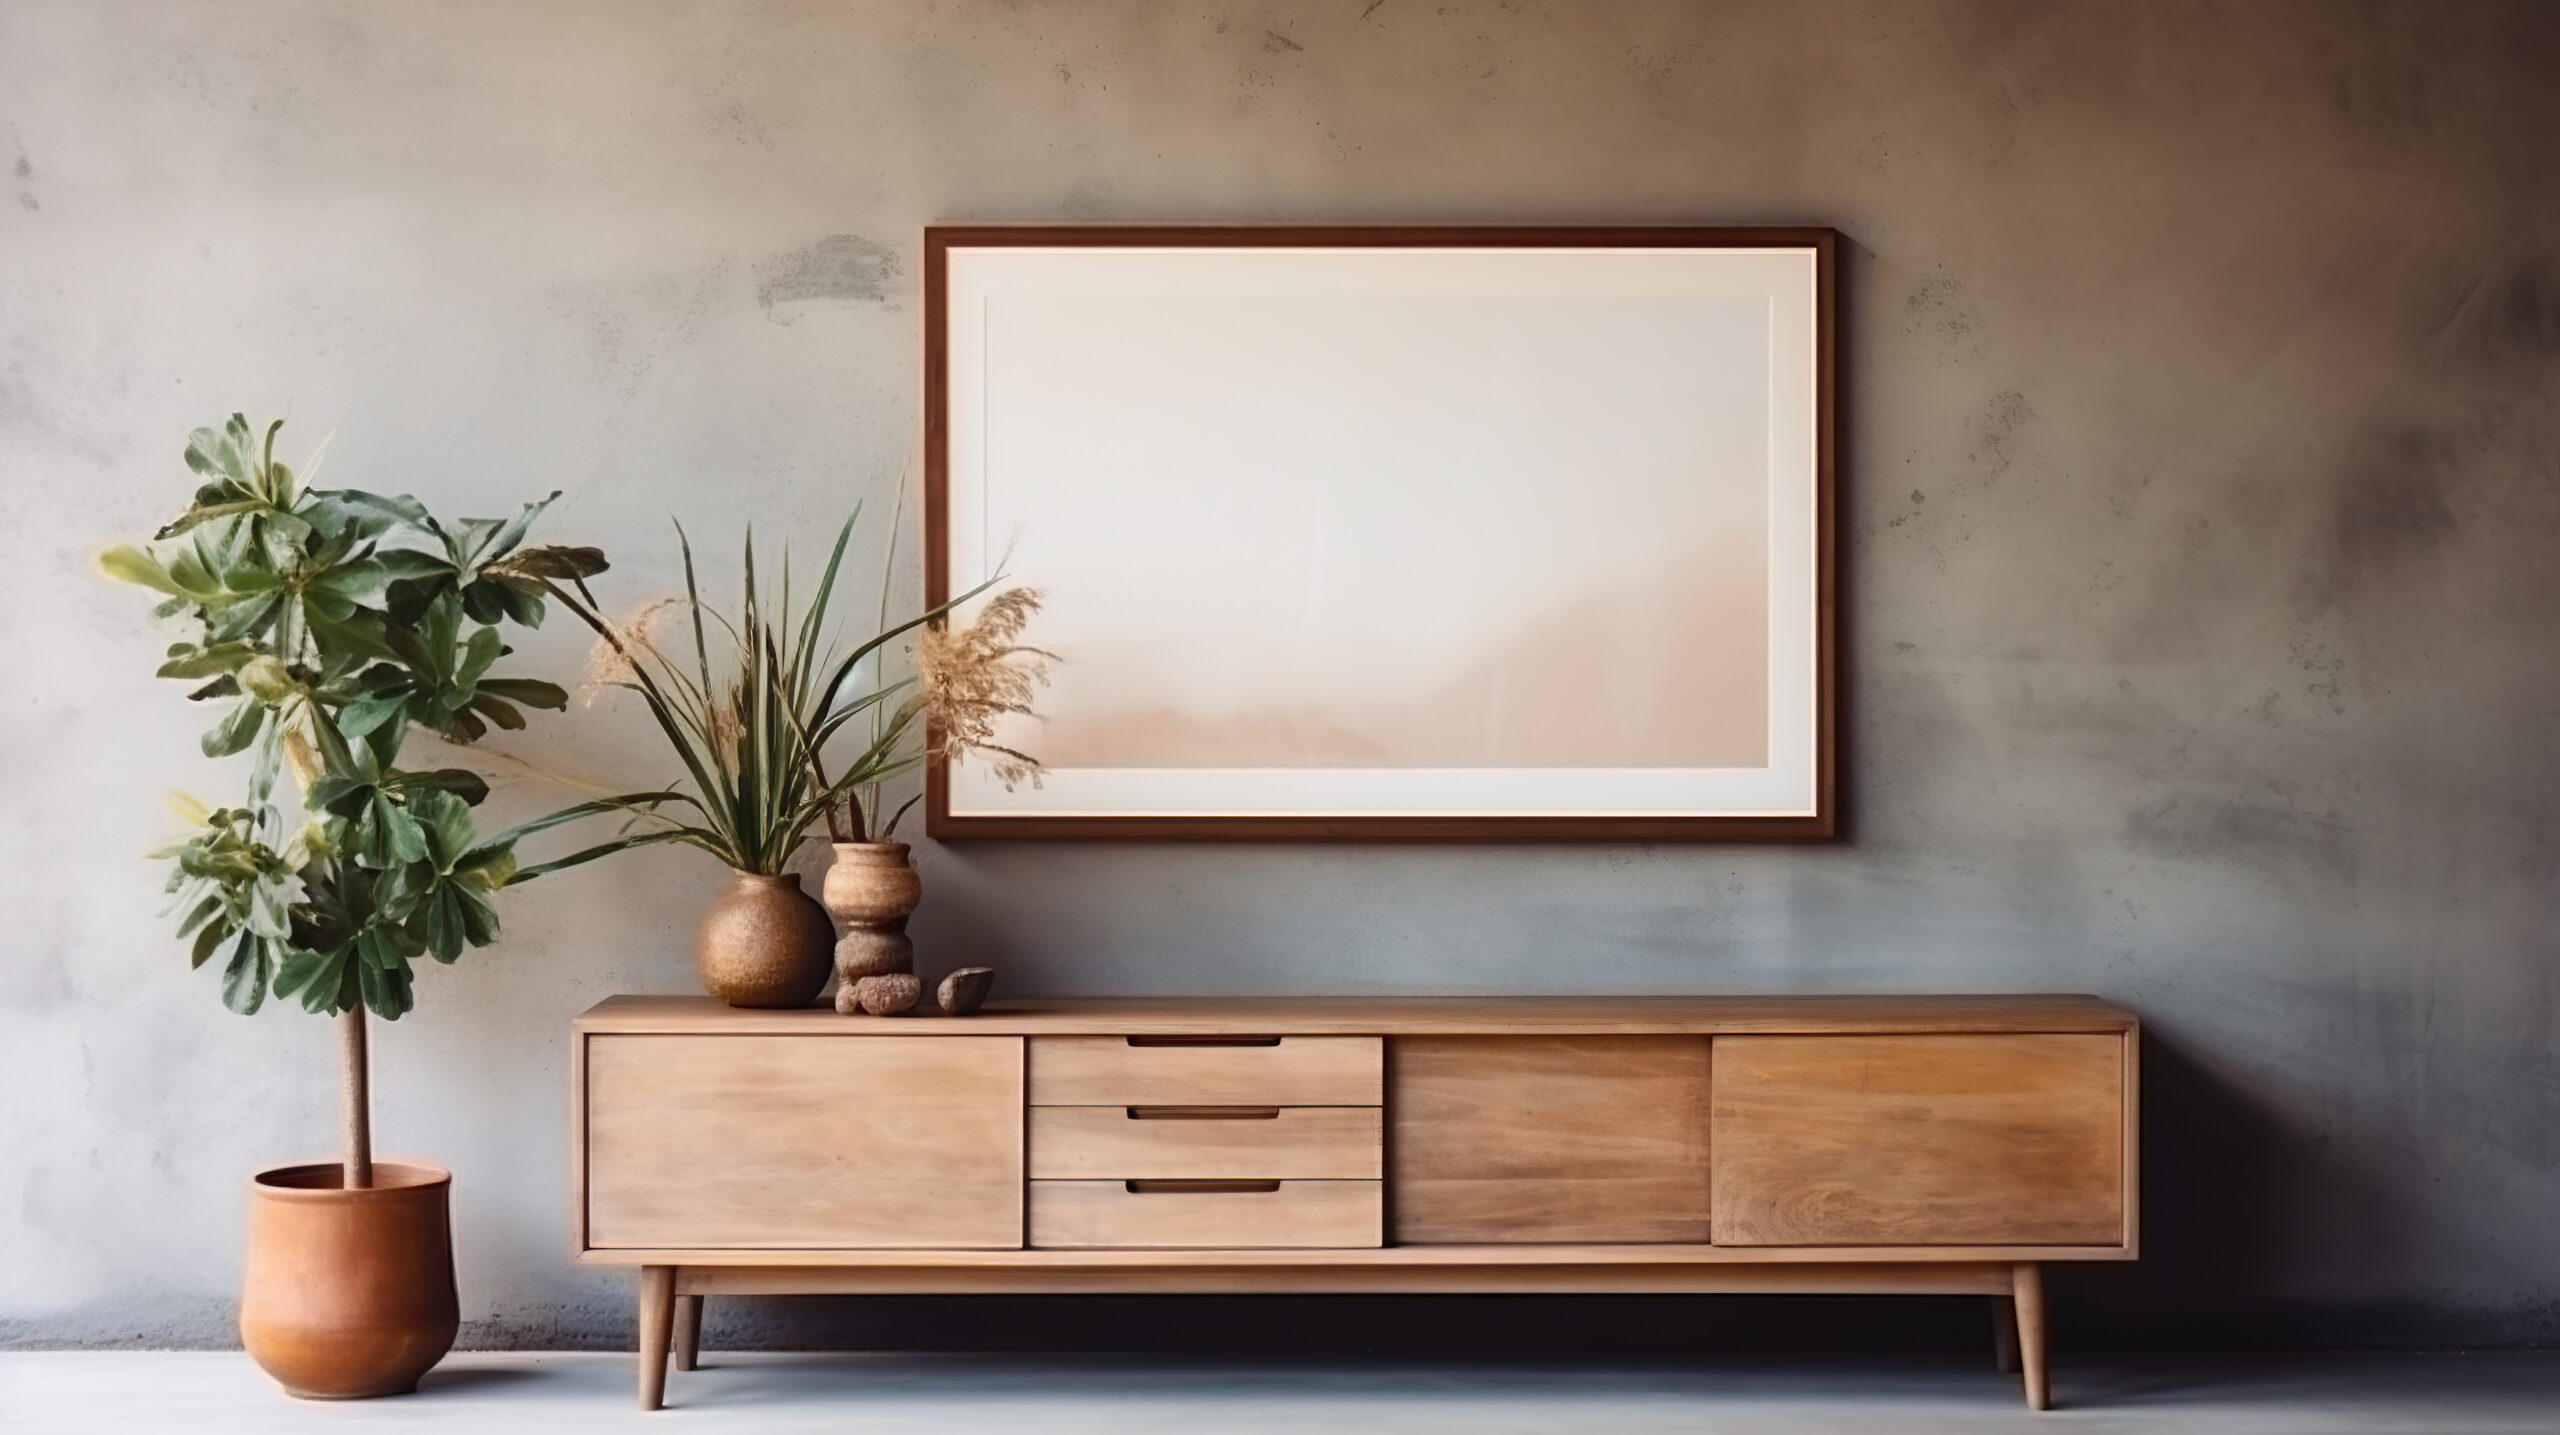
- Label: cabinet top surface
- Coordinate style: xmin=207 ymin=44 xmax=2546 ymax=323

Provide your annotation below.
xmin=575 ymin=993 xmax=2136 ymax=1036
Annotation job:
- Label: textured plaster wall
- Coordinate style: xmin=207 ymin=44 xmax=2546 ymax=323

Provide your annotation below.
xmin=4 ymin=0 xmax=2558 ymax=1352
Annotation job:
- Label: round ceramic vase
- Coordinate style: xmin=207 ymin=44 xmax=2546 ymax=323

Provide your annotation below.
xmin=695 ymin=871 xmax=834 ymax=1008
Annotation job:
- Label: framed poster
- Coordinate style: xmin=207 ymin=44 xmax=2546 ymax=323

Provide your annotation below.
xmin=925 ymin=226 xmax=1835 ymax=840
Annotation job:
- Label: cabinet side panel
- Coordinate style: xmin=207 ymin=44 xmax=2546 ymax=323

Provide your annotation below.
xmin=588 ymin=1035 xmax=1024 ymax=1249
xmin=1388 ymin=1036 xmax=1712 ymax=1243
xmin=1711 ymin=1034 xmax=2122 ymax=1247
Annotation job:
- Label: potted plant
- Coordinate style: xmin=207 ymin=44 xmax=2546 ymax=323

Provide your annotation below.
xmin=103 ymin=415 xmax=604 ymax=1398
xmin=514 ymin=510 xmax=1050 ymax=1010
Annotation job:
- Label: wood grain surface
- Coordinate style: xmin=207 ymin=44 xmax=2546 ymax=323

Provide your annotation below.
xmin=1710 ymin=1035 xmax=2124 ymax=1247
xmin=586 ymin=1035 xmax=1024 ymax=1250
xmin=1028 ymin=1179 xmax=1384 ymax=1249
xmin=578 ymin=994 xmax=2137 ymax=1037
xmin=1028 ymin=1035 xmax=1383 ymax=1106
xmin=1389 ymin=1036 xmax=1712 ymax=1243
xmin=1029 ymin=1105 xmax=1382 ymax=1180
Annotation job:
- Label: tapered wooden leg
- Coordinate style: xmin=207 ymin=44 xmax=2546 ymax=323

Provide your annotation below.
xmin=1992 ymin=1293 xmax=2019 ymax=1373
xmin=638 ymin=1266 xmax=675 ymax=1410
xmin=2012 ymin=1262 xmax=2048 ymax=1411
xmin=673 ymin=1293 xmax=702 ymax=1372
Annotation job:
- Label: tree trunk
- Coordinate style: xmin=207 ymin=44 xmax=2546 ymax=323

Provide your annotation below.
xmin=339 ymin=1003 xmax=373 ymax=1190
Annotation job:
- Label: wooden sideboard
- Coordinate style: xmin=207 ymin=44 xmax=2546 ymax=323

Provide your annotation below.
xmin=572 ymin=995 xmax=2138 ymax=1411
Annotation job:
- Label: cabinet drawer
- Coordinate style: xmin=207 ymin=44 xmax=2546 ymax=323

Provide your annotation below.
xmin=1028 ymin=1036 xmax=1382 ymax=1107
xmin=1711 ymin=1034 xmax=2126 ymax=1247
xmin=1029 ymin=1179 xmax=1383 ymax=1249
xmin=584 ymin=1035 xmax=1023 ymax=1250
xmin=1030 ymin=1105 xmax=1381 ymax=1180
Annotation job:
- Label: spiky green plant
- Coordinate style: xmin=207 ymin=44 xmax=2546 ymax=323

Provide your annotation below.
xmin=503 ymin=511 xmax=1049 ymax=879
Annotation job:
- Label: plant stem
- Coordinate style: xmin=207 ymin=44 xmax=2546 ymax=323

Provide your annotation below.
xmin=339 ymin=1004 xmax=373 ymax=1190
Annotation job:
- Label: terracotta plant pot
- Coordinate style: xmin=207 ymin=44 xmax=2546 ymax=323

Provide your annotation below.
xmin=822 ymin=843 xmax=923 ymax=1013
xmin=696 ymin=871 xmax=833 ymax=1007
xmin=240 ymin=1160 xmax=458 ymax=1399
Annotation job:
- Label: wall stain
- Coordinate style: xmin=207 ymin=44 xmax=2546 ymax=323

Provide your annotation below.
xmin=2434 ymin=257 xmax=2560 ymax=373
xmin=2320 ymin=424 xmax=2458 ymax=604
xmin=1973 ymin=388 xmax=2035 ymax=483
xmin=1902 ymin=272 xmax=1981 ymax=364
xmin=2125 ymin=790 xmax=2357 ymax=889
xmin=754 ymin=235 xmax=902 ymax=314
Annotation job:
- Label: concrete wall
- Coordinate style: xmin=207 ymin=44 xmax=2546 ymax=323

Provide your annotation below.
xmin=5 ymin=0 xmax=2557 ymax=1351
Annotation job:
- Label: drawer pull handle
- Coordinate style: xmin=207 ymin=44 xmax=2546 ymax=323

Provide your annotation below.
xmin=1124 ymin=1180 xmax=1282 ymax=1195
xmin=1126 ymin=1106 xmax=1282 ymax=1121
xmin=1125 ymin=1035 xmax=1282 ymax=1048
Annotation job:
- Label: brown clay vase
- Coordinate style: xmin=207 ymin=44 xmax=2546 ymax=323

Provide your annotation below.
xmin=696 ymin=871 xmax=833 ymax=1007
xmin=240 ymin=1161 xmax=458 ymax=1399
xmin=822 ymin=842 xmax=923 ymax=1014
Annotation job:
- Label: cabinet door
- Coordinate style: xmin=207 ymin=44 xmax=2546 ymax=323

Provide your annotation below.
xmin=585 ymin=1035 xmax=1023 ymax=1249
xmin=1389 ymin=1037 xmax=1712 ymax=1243
xmin=1711 ymin=1035 xmax=2124 ymax=1247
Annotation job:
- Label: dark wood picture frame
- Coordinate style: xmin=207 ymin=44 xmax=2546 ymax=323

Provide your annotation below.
xmin=923 ymin=225 xmax=1837 ymax=842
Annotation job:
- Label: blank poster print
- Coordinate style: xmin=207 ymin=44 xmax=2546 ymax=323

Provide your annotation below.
xmin=983 ymin=290 xmax=1772 ymax=771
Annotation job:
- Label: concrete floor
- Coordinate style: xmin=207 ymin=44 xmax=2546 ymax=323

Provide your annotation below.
xmin=5 ymin=1351 xmax=2559 ymax=1434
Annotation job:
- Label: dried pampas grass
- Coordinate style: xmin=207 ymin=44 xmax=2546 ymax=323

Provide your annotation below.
xmin=576 ymin=596 xmax=685 ymax=707
xmin=916 ymin=587 xmax=1056 ymax=791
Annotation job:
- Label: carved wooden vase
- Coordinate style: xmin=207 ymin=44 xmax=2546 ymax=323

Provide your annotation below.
xmin=823 ymin=842 xmax=922 ymax=1014
xmin=695 ymin=872 xmax=833 ymax=1008
xmin=239 ymin=1160 xmax=458 ymax=1399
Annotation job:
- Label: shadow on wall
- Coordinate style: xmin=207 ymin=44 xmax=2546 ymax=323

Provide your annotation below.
xmin=2061 ymin=1025 xmax=2465 ymax=1350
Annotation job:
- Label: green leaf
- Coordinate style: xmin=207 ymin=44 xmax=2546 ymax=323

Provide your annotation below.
xmin=455 ymin=883 xmax=500 ymax=948
xmin=153 ymin=499 xmax=270 ymax=542
xmin=207 ymin=592 xmax=285 ymax=644
xmin=273 ymin=945 xmax=340 ymax=1003
xmin=244 ymin=872 xmax=292 ymax=939
xmin=237 ymin=656 xmax=298 ymax=708
xmin=357 ymin=957 xmax=414 ymax=1019
xmin=303 ymin=606 xmax=399 ymax=666
xmin=220 ymin=934 xmax=270 ymax=1015
xmin=456 ymin=625 xmax=503 ymax=692
xmin=353 ymin=795 xmax=428 ymax=869
xmin=453 ymin=493 xmax=559 ymax=569
xmin=490 ymin=580 xmax=547 ymax=628
xmin=307 ymin=773 xmax=370 ymax=815
xmin=355 ymin=922 xmax=423 ymax=971
xmin=309 ymin=490 xmax=432 ymax=537
xmin=155 ymin=643 xmax=258 ymax=681
xmin=418 ymin=887 xmax=465 ymax=962
xmin=98 ymin=545 xmax=184 ymax=595
xmin=488 ymin=544 xmax=609 ymax=582
xmin=411 ymin=788 xmax=477 ymax=868
xmin=453 ymin=843 xmax=516 ymax=891
xmin=301 ymin=562 xmax=386 ymax=623
xmin=335 ymin=694 xmax=407 ymax=741
xmin=189 ymin=920 xmax=229 ymax=970
xmin=503 ymin=825 xmax=719 ymax=883
xmin=476 ymin=677 xmax=568 ymax=710
xmin=401 ymin=768 xmax=491 ymax=805
xmin=465 ymin=693 xmax=525 ymax=731
xmin=200 ymin=700 xmax=266 ymax=758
